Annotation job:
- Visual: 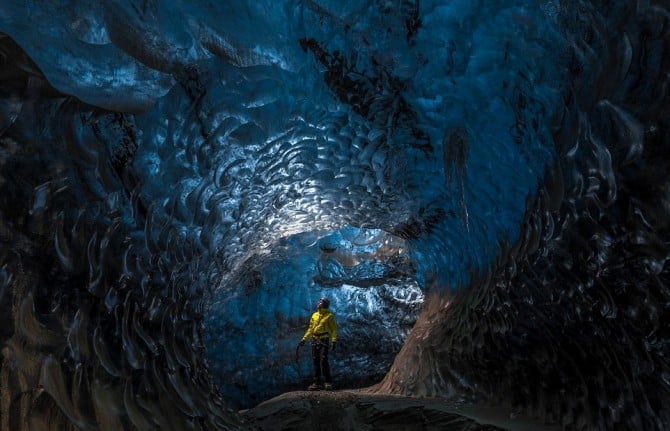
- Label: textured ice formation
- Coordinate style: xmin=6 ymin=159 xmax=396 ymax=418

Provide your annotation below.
xmin=0 ymin=0 xmax=669 ymax=430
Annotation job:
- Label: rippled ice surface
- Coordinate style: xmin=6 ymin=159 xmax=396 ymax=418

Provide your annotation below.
xmin=0 ymin=0 xmax=669 ymax=430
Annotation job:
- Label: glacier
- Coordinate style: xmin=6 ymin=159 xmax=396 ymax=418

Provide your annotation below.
xmin=0 ymin=0 xmax=669 ymax=430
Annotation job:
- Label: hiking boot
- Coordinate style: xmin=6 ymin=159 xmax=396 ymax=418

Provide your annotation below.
xmin=307 ymin=382 xmax=322 ymax=391
xmin=323 ymin=383 xmax=333 ymax=390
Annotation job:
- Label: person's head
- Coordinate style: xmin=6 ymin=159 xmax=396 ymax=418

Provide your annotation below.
xmin=317 ymin=297 xmax=330 ymax=310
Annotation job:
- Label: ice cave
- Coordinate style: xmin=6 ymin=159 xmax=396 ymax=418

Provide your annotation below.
xmin=0 ymin=1 xmax=669 ymax=430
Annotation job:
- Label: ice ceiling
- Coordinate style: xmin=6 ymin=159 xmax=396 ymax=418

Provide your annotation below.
xmin=0 ymin=0 xmax=669 ymax=430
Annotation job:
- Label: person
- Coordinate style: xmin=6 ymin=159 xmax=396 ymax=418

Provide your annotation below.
xmin=299 ymin=297 xmax=338 ymax=390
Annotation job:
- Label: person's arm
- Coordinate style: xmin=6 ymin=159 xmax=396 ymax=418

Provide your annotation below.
xmin=329 ymin=314 xmax=337 ymax=343
xmin=301 ymin=313 xmax=316 ymax=342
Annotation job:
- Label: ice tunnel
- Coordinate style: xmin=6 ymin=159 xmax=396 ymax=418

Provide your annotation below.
xmin=0 ymin=1 xmax=669 ymax=430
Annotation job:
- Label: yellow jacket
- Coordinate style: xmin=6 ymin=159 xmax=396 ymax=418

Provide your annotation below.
xmin=301 ymin=309 xmax=337 ymax=342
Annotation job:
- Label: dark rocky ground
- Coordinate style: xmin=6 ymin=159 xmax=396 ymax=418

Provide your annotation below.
xmin=240 ymin=387 xmax=562 ymax=431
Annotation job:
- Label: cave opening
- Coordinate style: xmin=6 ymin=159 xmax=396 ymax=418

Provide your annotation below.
xmin=203 ymin=225 xmax=425 ymax=409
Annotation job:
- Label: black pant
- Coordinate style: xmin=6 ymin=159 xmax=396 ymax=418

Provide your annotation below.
xmin=311 ymin=339 xmax=331 ymax=383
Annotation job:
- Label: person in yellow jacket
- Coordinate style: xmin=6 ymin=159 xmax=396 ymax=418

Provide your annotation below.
xmin=299 ymin=297 xmax=338 ymax=390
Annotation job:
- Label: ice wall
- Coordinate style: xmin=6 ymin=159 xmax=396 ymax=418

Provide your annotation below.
xmin=0 ymin=0 xmax=668 ymax=430
xmin=378 ymin=2 xmax=670 ymax=430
